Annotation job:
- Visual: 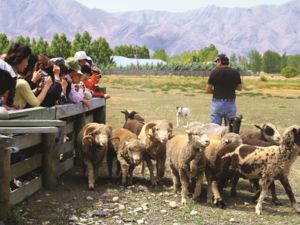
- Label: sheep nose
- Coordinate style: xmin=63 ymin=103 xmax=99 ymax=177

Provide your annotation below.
xmin=162 ymin=138 xmax=168 ymax=144
xmin=205 ymin=140 xmax=210 ymax=146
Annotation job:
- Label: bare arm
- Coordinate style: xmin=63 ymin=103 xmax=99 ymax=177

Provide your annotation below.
xmin=205 ymin=84 xmax=213 ymax=94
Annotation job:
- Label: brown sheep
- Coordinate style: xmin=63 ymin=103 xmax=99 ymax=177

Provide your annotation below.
xmin=77 ymin=123 xmax=112 ymax=190
xmin=217 ymin=125 xmax=300 ymax=215
xmin=138 ymin=120 xmax=174 ymax=185
xmin=108 ymin=128 xmax=145 ymax=185
xmin=121 ymin=110 xmax=145 ymax=135
xmin=202 ymin=133 xmax=242 ymax=208
xmin=169 ymin=126 xmax=210 ymax=205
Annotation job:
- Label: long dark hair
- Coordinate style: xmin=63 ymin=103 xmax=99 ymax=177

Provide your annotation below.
xmin=5 ymin=43 xmax=32 ymax=66
xmin=0 ymin=69 xmax=16 ymax=106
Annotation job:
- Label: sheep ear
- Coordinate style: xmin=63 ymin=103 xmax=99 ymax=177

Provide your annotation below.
xmin=145 ymin=122 xmax=156 ymax=138
xmin=105 ymin=125 xmax=112 ymax=137
xmin=169 ymin=122 xmax=173 ymax=129
xmin=254 ymin=124 xmax=263 ymax=130
xmin=121 ymin=110 xmax=126 ymax=114
xmin=168 ymin=134 xmax=175 ymax=140
xmin=239 ymin=115 xmax=243 ymax=120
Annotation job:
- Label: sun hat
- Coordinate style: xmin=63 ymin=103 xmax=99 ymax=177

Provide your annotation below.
xmin=65 ymin=57 xmax=82 ymax=74
xmin=74 ymin=51 xmax=88 ymax=61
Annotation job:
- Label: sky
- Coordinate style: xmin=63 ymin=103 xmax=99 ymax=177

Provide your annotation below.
xmin=76 ymin=0 xmax=292 ymax=12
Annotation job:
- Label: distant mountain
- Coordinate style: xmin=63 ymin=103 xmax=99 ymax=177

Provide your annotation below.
xmin=1 ymin=0 xmax=300 ymax=55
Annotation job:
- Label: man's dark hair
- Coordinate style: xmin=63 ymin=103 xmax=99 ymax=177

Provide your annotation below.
xmin=215 ymin=54 xmax=229 ymax=66
xmin=0 ymin=68 xmax=16 ymax=106
xmin=5 ymin=43 xmax=32 ymax=66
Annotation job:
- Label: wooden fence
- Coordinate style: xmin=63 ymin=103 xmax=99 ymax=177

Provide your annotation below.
xmin=0 ymin=97 xmax=106 ymax=220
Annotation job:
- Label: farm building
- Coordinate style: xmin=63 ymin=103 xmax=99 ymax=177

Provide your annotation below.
xmin=111 ymin=56 xmax=167 ymax=67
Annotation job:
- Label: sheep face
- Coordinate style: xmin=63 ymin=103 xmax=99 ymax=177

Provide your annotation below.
xmin=255 ymin=123 xmax=281 ymax=144
xmin=221 ymin=133 xmax=243 ymax=145
xmin=121 ymin=109 xmax=137 ymax=121
xmin=186 ymin=127 xmax=210 ymax=149
xmin=124 ymin=139 xmax=144 ymax=165
xmin=228 ymin=115 xmax=243 ymax=134
xmin=282 ymin=125 xmax=300 ymax=148
xmin=84 ymin=125 xmax=112 ymax=148
xmin=145 ymin=121 xmax=173 ymax=144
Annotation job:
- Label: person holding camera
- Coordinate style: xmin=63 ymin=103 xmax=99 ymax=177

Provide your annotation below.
xmin=5 ymin=44 xmax=53 ymax=109
xmin=205 ymin=54 xmax=242 ymax=125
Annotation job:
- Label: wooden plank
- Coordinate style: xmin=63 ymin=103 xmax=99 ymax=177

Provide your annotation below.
xmin=0 ymin=147 xmax=11 ymax=220
xmin=57 ymin=141 xmax=74 ymax=155
xmin=0 ymin=120 xmax=66 ymax=127
xmin=0 ymin=127 xmax=59 ymax=134
xmin=8 ymin=107 xmax=56 ymax=120
xmin=42 ymin=133 xmax=57 ymax=189
xmin=57 ymin=157 xmax=74 ymax=176
xmin=10 ymin=154 xmax=42 ymax=180
xmin=13 ymin=134 xmax=41 ymax=150
xmin=85 ymin=113 xmax=94 ymax=123
xmin=65 ymin=121 xmax=74 ymax=134
xmin=10 ymin=176 xmax=42 ymax=205
xmin=55 ymin=98 xmax=105 ymax=119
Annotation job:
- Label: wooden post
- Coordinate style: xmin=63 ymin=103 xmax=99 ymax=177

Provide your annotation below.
xmin=42 ymin=133 xmax=57 ymax=189
xmin=73 ymin=113 xmax=86 ymax=165
xmin=0 ymin=136 xmax=12 ymax=220
xmin=93 ymin=87 xmax=106 ymax=124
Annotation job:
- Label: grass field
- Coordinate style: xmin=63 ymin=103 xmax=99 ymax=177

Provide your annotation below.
xmin=10 ymin=74 xmax=300 ymax=225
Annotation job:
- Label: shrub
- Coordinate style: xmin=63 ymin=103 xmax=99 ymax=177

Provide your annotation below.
xmin=281 ymin=66 xmax=300 ymax=78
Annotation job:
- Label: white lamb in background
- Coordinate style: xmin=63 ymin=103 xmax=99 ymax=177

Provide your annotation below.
xmin=176 ymin=106 xmax=190 ymax=128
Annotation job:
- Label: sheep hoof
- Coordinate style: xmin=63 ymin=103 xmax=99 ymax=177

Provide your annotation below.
xmin=181 ymin=198 xmax=187 ymax=206
xmin=88 ymin=184 xmax=94 ymax=190
xmin=255 ymin=205 xmax=262 ymax=215
xmin=272 ymin=199 xmax=282 ymax=206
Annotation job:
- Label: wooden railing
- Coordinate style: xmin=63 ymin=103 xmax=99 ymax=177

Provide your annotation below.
xmin=0 ymin=97 xmax=106 ymax=220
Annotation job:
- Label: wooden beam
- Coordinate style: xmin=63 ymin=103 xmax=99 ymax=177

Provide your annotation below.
xmin=13 ymin=133 xmax=42 ymax=150
xmin=10 ymin=176 xmax=42 ymax=205
xmin=0 ymin=127 xmax=59 ymax=134
xmin=42 ymin=133 xmax=57 ymax=189
xmin=0 ymin=120 xmax=66 ymax=127
xmin=8 ymin=107 xmax=56 ymax=120
xmin=57 ymin=157 xmax=74 ymax=176
xmin=0 ymin=147 xmax=11 ymax=220
xmin=10 ymin=154 xmax=42 ymax=180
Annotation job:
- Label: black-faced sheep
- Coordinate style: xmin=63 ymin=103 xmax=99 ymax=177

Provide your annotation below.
xmin=77 ymin=123 xmax=112 ymax=190
xmin=203 ymin=133 xmax=243 ymax=208
xmin=121 ymin=110 xmax=145 ymax=135
xmin=107 ymin=128 xmax=145 ymax=185
xmin=138 ymin=120 xmax=174 ymax=185
xmin=169 ymin=126 xmax=210 ymax=205
xmin=189 ymin=115 xmax=243 ymax=137
xmin=217 ymin=125 xmax=300 ymax=215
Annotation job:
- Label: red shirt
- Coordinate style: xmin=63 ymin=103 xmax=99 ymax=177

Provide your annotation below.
xmin=84 ymin=74 xmax=105 ymax=98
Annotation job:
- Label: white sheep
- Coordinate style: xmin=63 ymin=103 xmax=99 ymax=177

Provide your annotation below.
xmin=169 ymin=126 xmax=210 ymax=205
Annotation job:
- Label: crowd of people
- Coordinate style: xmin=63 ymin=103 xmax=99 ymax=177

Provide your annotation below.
xmin=0 ymin=43 xmax=110 ymax=112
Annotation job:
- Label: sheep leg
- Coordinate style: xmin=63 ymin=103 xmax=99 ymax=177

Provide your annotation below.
xmin=144 ymin=157 xmax=157 ymax=185
xmin=170 ymin=164 xmax=180 ymax=193
xmin=128 ymin=165 xmax=135 ymax=185
xmin=230 ymin=175 xmax=239 ymax=197
xmin=192 ymin=172 xmax=204 ymax=201
xmin=85 ymin=160 xmax=95 ymax=190
xmin=118 ymin=154 xmax=129 ymax=185
xmin=179 ymin=168 xmax=190 ymax=205
xmin=279 ymin=176 xmax=300 ymax=213
xmin=176 ymin=113 xmax=179 ymax=127
xmin=255 ymin=179 xmax=271 ymax=215
xmin=269 ymin=181 xmax=281 ymax=206
xmin=157 ymin=152 xmax=166 ymax=179
xmin=212 ymin=180 xmax=226 ymax=208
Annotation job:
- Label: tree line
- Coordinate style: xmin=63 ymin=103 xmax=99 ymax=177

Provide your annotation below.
xmin=0 ymin=32 xmax=299 ymax=77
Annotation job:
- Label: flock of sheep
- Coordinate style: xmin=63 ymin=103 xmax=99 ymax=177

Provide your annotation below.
xmin=76 ymin=110 xmax=300 ymax=216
